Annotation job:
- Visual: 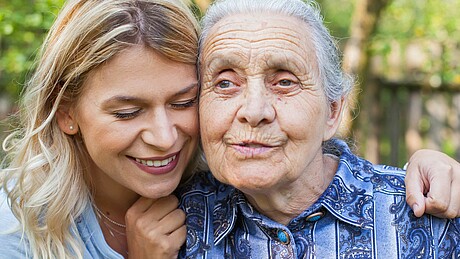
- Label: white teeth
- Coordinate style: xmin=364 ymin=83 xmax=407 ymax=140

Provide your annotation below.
xmin=135 ymin=155 xmax=176 ymax=167
xmin=161 ymin=159 xmax=169 ymax=166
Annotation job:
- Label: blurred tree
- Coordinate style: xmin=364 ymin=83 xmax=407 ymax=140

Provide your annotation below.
xmin=193 ymin=0 xmax=211 ymax=15
xmin=0 ymin=0 xmax=64 ymax=100
xmin=342 ymin=0 xmax=392 ymax=163
xmin=1 ymin=0 xmax=458 ymax=163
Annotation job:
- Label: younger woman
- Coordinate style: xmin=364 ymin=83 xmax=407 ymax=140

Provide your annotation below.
xmin=0 ymin=0 xmax=201 ymax=258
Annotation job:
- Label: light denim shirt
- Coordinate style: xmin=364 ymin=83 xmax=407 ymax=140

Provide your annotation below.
xmin=178 ymin=139 xmax=460 ymax=258
xmin=0 ymin=192 xmax=122 ymax=258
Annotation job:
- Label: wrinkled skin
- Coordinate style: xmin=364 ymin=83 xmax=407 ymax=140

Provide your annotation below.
xmin=199 ymin=14 xmax=344 ymax=224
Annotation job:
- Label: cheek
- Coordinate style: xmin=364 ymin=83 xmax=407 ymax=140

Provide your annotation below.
xmin=82 ymin=123 xmax=133 ymax=153
xmin=277 ymin=99 xmax=327 ymax=140
xmin=76 ymin=109 xmax=138 ymax=154
xmin=200 ymin=98 xmax=234 ymax=142
xmin=177 ymin=108 xmax=200 ymax=139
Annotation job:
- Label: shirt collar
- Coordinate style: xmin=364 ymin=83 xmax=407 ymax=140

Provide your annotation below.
xmin=212 ymin=139 xmax=377 ymax=245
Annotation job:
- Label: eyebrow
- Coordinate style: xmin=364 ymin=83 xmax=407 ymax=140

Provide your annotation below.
xmin=102 ymin=82 xmax=199 ymax=105
xmin=205 ymin=52 xmax=247 ymax=70
xmin=171 ymin=82 xmax=199 ymax=98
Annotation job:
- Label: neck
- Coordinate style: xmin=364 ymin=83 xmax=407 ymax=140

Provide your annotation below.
xmin=93 ymin=188 xmax=138 ymax=223
xmin=91 ymin=170 xmax=140 ymax=227
xmin=88 ymin=165 xmax=137 ymax=258
xmin=92 ymin=175 xmax=136 ymax=258
xmin=244 ymin=154 xmax=338 ymax=225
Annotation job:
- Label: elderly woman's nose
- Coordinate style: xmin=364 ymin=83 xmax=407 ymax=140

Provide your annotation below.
xmin=237 ymin=82 xmax=276 ymax=127
xmin=141 ymin=109 xmax=178 ymax=151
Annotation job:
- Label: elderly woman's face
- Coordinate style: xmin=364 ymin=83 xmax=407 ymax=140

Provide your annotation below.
xmin=199 ymin=14 xmax=342 ymax=194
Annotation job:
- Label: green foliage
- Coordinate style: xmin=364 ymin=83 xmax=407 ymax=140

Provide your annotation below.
xmin=372 ymin=0 xmax=460 ymax=86
xmin=0 ymin=0 xmax=65 ymax=98
xmin=0 ymin=0 xmax=458 ymax=163
xmin=316 ymin=0 xmax=354 ymax=41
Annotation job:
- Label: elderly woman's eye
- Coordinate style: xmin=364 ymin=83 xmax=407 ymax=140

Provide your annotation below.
xmin=278 ymin=79 xmax=293 ymax=87
xmin=216 ymin=80 xmax=233 ymax=89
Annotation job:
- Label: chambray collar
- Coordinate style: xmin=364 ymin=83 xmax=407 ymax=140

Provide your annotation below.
xmin=212 ymin=139 xmax=377 ymax=245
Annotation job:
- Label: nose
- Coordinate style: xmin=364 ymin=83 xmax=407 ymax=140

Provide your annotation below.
xmin=236 ymin=79 xmax=275 ymax=127
xmin=141 ymin=108 xmax=177 ymax=151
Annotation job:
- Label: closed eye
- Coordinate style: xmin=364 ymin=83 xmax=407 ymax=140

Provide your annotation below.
xmin=171 ymin=97 xmax=197 ymax=109
xmin=113 ymin=109 xmax=142 ymax=119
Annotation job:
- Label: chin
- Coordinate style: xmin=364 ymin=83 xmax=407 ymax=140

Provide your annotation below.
xmin=142 ymin=179 xmax=181 ymax=199
xmin=227 ymin=174 xmax=279 ymax=192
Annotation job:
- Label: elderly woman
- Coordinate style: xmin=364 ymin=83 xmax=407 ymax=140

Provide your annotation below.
xmin=179 ymin=0 xmax=460 ymax=257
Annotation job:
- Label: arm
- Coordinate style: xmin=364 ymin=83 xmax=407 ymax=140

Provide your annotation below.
xmin=405 ymin=149 xmax=460 ymax=218
xmin=125 ymin=195 xmax=186 ymax=259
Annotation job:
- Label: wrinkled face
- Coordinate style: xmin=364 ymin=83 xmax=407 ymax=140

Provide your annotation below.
xmin=199 ymin=14 xmax=342 ymax=194
xmin=61 ymin=46 xmax=199 ymax=199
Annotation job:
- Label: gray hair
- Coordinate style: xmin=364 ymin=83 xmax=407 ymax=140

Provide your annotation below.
xmin=199 ymin=0 xmax=354 ymax=103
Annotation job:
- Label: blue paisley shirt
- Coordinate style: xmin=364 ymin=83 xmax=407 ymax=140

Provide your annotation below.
xmin=178 ymin=139 xmax=460 ymax=258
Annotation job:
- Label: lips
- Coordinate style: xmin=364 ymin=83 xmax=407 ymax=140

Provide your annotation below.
xmin=230 ymin=141 xmax=279 ymax=157
xmin=130 ymin=151 xmax=181 ymax=175
xmin=237 ymin=142 xmax=273 ymax=148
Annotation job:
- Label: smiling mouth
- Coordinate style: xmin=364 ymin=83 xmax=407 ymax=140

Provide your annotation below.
xmin=134 ymin=155 xmax=176 ymax=168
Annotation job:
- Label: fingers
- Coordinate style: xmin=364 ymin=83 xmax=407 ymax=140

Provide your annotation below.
xmin=158 ymin=208 xmax=186 ymax=234
xmin=425 ymin=166 xmax=459 ymax=219
xmin=423 ymin=168 xmax=453 ymax=217
xmin=449 ymin=184 xmax=460 ymax=217
xmin=126 ymin=195 xmax=186 ymax=259
xmin=404 ymin=163 xmax=427 ymax=217
xmin=405 ymin=149 xmax=460 ymax=218
xmin=127 ymin=196 xmax=155 ymax=214
xmin=127 ymin=195 xmax=185 ymax=234
xmin=126 ymin=195 xmax=179 ymax=226
xmin=148 ymin=211 xmax=186 ymax=253
xmin=405 ymin=191 xmax=426 ymax=217
xmin=145 ymin=195 xmax=181 ymax=221
xmin=167 ymin=224 xmax=187 ymax=250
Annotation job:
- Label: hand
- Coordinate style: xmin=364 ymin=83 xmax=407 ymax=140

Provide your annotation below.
xmin=125 ymin=195 xmax=186 ymax=259
xmin=405 ymin=149 xmax=460 ymax=218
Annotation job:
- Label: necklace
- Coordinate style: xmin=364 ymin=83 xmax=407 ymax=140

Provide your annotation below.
xmin=94 ymin=204 xmax=129 ymax=257
xmin=93 ymin=204 xmax=126 ymax=228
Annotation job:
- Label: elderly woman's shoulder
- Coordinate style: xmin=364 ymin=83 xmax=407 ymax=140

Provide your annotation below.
xmin=331 ymin=139 xmax=407 ymax=195
xmin=332 ymin=145 xmax=460 ymax=252
xmin=177 ymin=171 xmax=235 ymax=198
xmin=370 ymin=164 xmax=406 ymax=195
xmin=177 ymin=171 xmax=236 ymax=229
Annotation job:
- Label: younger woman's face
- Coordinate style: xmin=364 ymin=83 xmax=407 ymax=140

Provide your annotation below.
xmin=61 ymin=46 xmax=199 ymax=201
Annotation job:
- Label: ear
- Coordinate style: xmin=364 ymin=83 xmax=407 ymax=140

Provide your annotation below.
xmin=56 ymin=107 xmax=78 ymax=135
xmin=323 ymin=96 xmax=346 ymax=141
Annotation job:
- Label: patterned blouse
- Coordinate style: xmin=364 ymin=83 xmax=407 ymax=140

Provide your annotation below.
xmin=177 ymin=139 xmax=460 ymax=259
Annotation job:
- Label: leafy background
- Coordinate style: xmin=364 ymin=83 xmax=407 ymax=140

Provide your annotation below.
xmin=1 ymin=0 xmax=459 ymax=165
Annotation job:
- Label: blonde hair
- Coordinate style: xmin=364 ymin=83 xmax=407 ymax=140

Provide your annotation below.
xmin=1 ymin=0 xmax=199 ymax=258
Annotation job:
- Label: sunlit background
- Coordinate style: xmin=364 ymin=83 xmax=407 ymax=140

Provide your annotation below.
xmin=1 ymin=0 xmax=459 ymax=166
